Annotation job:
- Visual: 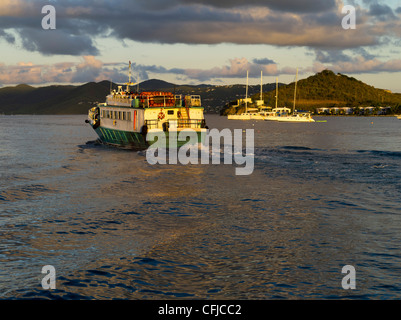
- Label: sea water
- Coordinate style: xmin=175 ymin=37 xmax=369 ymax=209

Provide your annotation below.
xmin=1 ymin=114 xmax=401 ymax=299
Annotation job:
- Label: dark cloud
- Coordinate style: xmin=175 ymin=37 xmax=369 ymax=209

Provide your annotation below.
xmin=368 ymin=3 xmax=397 ymax=21
xmin=18 ymin=29 xmax=99 ymax=55
xmin=314 ymin=48 xmax=382 ymax=66
xmin=173 ymin=0 xmax=337 ymax=13
xmin=0 ymin=30 xmax=16 ymax=44
xmin=352 ymin=48 xmax=376 ymax=61
xmin=253 ymin=58 xmax=276 ymax=65
xmin=105 ymin=4 xmax=377 ymax=49
xmin=314 ymin=49 xmax=353 ymax=63
xmin=0 ymin=0 xmax=399 ymax=60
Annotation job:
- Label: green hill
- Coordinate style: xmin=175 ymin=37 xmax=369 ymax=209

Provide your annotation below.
xmin=0 ymin=83 xmax=101 ymax=114
xmin=221 ymin=70 xmax=401 ymax=115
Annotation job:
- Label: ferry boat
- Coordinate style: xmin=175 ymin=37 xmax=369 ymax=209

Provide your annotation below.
xmin=86 ymin=62 xmax=207 ymax=150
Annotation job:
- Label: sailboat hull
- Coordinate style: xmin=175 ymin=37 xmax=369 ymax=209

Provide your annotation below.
xmin=228 ymin=113 xmax=266 ymax=120
xmin=277 ymin=115 xmax=315 ymax=122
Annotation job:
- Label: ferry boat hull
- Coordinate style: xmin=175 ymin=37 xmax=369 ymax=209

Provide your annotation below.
xmin=94 ymin=126 xmax=148 ymax=149
xmin=94 ymin=125 xmax=206 ymax=150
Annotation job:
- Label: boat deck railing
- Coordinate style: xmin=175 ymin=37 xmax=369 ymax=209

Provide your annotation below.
xmin=145 ymin=119 xmax=206 ymax=130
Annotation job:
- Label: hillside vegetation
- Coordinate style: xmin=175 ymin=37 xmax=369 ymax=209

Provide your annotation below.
xmin=0 ymin=79 xmax=269 ymax=114
xmin=221 ymin=70 xmax=401 ymax=115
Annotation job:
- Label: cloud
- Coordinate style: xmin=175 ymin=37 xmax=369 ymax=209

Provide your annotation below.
xmin=106 ymin=4 xmax=376 ymax=48
xmin=2 ymin=52 xmax=401 ymax=87
xmin=0 ymin=0 xmax=34 ymax=17
xmin=314 ymin=49 xmax=353 ymax=63
xmin=312 ymin=51 xmax=401 ymax=74
xmin=368 ymin=3 xmax=397 ymax=21
xmin=0 ymin=57 xmax=128 ymax=85
xmin=0 ymin=56 xmax=293 ymax=85
xmin=253 ymin=58 xmax=276 ymax=65
xmin=1 ymin=0 xmax=398 ymax=55
xmin=146 ymin=0 xmax=338 ymax=13
xmin=18 ymin=29 xmax=99 ymax=55
xmin=132 ymin=57 xmax=287 ymax=82
xmin=0 ymin=29 xmax=16 ymax=44
xmin=1 ymin=0 xmax=401 ymax=80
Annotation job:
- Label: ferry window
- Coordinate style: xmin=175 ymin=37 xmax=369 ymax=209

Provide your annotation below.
xmin=122 ymin=112 xmax=125 ymax=120
xmin=127 ymin=112 xmax=131 ymax=121
xmin=119 ymin=111 xmax=122 ymax=120
xmin=167 ymin=110 xmax=174 ymax=115
xmin=114 ymin=111 xmax=117 ymax=119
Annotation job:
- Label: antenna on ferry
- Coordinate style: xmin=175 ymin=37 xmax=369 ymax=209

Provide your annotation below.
xmin=125 ymin=61 xmax=135 ymax=92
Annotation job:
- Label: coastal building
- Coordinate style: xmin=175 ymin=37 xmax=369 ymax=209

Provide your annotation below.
xmin=316 ymin=107 xmax=331 ymax=114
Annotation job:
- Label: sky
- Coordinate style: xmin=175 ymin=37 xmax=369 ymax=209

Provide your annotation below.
xmin=1 ymin=0 xmax=401 ymax=92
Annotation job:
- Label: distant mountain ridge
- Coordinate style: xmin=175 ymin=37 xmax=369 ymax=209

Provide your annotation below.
xmin=1 ymin=70 xmax=400 ymax=115
xmin=0 ymin=79 xmax=278 ymax=114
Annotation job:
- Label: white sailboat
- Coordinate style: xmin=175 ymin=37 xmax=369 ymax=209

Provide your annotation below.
xmin=228 ymin=71 xmax=271 ymax=120
xmin=263 ymin=77 xmax=292 ymax=121
xmin=276 ymin=68 xmax=315 ymax=123
xmin=227 ymin=71 xmax=252 ymax=120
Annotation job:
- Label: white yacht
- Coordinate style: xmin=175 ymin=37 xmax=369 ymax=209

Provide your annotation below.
xmin=266 ymin=69 xmax=315 ymax=123
xmin=228 ymin=71 xmax=272 ymax=120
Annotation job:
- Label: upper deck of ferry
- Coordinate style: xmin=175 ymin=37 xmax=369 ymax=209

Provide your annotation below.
xmin=104 ymin=85 xmax=202 ymax=109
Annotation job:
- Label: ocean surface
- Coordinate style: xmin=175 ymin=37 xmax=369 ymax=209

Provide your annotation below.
xmin=1 ymin=114 xmax=401 ymax=300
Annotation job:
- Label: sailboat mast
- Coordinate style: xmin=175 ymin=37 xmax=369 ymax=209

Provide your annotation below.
xmin=275 ymin=77 xmax=278 ymax=109
xmin=260 ymin=71 xmax=263 ymax=102
xmin=245 ymin=71 xmax=248 ymax=113
xmin=293 ymin=68 xmax=298 ymax=114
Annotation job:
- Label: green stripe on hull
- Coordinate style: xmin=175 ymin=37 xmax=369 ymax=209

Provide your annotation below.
xmin=94 ymin=126 xmax=204 ymax=150
xmin=95 ymin=127 xmax=148 ymax=150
